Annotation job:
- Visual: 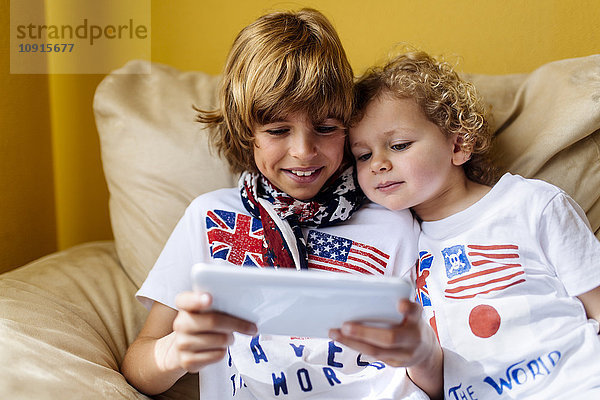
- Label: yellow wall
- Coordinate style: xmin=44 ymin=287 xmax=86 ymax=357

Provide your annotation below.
xmin=48 ymin=74 xmax=110 ymax=251
xmin=2 ymin=0 xmax=599 ymax=272
xmin=152 ymin=0 xmax=600 ymax=75
xmin=1 ymin=0 xmax=57 ymax=273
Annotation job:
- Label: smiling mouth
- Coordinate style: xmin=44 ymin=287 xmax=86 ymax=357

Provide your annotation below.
xmin=286 ymin=167 xmax=322 ymax=177
xmin=291 ymin=170 xmax=316 ymax=177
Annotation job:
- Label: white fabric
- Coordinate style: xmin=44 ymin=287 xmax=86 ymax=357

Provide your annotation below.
xmin=138 ymin=188 xmax=427 ymax=399
xmin=417 ymin=173 xmax=600 ymax=399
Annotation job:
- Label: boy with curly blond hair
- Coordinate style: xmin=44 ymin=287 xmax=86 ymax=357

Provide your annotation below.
xmin=347 ymin=50 xmax=600 ymax=399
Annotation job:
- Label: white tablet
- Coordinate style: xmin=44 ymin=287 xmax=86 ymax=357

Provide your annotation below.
xmin=191 ymin=263 xmax=413 ymax=338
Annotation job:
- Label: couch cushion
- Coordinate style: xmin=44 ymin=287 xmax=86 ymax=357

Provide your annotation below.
xmin=95 ymin=56 xmax=599 ymax=292
xmin=0 ymin=241 xmax=198 ymax=399
xmin=465 ymin=55 xmax=600 ymax=238
xmin=94 ymin=61 xmax=236 ymax=287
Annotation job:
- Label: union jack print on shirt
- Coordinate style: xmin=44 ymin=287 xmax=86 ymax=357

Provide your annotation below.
xmin=306 ymin=230 xmax=389 ymax=275
xmin=416 ymin=251 xmax=433 ymax=307
xmin=206 ymin=210 xmax=264 ymax=267
xmin=442 ymin=244 xmax=524 ymax=299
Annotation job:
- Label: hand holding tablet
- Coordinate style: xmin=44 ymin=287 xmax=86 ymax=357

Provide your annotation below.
xmin=191 ymin=263 xmax=413 ymax=338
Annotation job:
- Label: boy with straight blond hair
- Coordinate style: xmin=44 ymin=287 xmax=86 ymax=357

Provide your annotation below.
xmin=122 ymin=12 xmax=442 ymax=400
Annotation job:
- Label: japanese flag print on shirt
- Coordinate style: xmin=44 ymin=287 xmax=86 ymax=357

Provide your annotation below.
xmin=137 ymin=187 xmax=427 ymax=399
xmin=418 ymin=173 xmax=600 ymax=400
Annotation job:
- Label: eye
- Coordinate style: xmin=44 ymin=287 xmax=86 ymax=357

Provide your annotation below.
xmin=391 ymin=142 xmax=411 ymax=151
xmin=315 ymin=125 xmax=342 ymax=135
xmin=265 ymin=128 xmax=289 ymax=136
xmin=355 ymin=152 xmax=372 ymax=162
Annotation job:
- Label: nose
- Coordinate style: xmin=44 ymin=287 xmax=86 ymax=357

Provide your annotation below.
xmin=289 ymin=131 xmax=318 ymax=161
xmin=370 ymin=154 xmax=392 ymax=174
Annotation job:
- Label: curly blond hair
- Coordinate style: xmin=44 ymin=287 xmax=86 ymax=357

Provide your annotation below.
xmin=353 ymin=51 xmax=497 ymax=186
xmin=196 ymin=8 xmax=354 ymax=174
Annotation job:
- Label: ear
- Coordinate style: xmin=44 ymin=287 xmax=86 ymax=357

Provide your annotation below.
xmin=451 ymin=134 xmax=472 ymax=166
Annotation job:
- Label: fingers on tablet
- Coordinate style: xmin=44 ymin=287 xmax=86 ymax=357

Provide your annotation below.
xmin=176 ymin=291 xmax=213 ymax=311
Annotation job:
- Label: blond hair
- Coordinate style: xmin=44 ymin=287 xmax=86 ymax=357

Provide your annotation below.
xmin=197 ymin=8 xmax=354 ymax=174
xmin=353 ymin=51 xmax=497 ymax=185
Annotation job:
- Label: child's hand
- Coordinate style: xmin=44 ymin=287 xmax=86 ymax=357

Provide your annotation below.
xmin=328 ymin=299 xmax=433 ymax=367
xmin=329 ymin=299 xmax=443 ymax=398
xmin=170 ymin=291 xmax=258 ymax=373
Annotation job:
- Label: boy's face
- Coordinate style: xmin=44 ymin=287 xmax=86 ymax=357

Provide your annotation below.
xmin=253 ymin=112 xmax=346 ymax=200
xmin=350 ymin=95 xmax=469 ymax=220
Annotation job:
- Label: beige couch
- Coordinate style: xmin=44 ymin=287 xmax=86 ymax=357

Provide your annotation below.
xmin=1 ymin=55 xmax=599 ymax=399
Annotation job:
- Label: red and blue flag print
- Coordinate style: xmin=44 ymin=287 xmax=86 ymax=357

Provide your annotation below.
xmin=206 ymin=210 xmax=264 ymax=267
xmin=416 ymin=251 xmax=433 ymax=307
xmin=205 ymin=211 xmax=391 ymax=273
xmin=442 ymin=244 xmax=525 ymax=299
xmin=306 ymin=230 xmax=389 ymax=275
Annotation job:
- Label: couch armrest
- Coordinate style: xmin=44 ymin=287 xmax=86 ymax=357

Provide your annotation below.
xmin=0 ymin=241 xmax=198 ymax=399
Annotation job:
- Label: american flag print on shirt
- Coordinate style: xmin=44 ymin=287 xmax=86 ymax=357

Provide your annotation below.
xmin=442 ymin=244 xmax=525 ymax=299
xmin=306 ymin=230 xmax=389 ymax=275
xmin=206 ymin=209 xmax=264 ymax=267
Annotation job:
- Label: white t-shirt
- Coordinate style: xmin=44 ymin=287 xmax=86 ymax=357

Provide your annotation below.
xmin=417 ymin=173 xmax=600 ymax=399
xmin=138 ymin=188 xmax=427 ymax=399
